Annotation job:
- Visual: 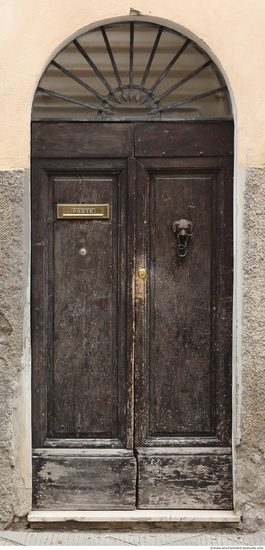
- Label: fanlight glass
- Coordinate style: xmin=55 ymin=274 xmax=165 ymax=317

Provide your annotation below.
xmin=32 ymin=22 xmax=231 ymax=120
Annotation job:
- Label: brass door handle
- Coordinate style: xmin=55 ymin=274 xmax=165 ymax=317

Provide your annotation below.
xmin=138 ymin=268 xmax=147 ymax=279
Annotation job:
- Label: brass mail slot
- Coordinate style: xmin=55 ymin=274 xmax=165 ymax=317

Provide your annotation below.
xmin=57 ymin=204 xmax=109 ymax=219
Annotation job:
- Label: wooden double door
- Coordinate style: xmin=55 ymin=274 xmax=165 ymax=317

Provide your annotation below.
xmin=32 ymin=121 xmax=233 ymax=510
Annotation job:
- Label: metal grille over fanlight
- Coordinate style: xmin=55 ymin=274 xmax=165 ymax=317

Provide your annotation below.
xmin=33 ymin=22 xmax=231 ymax=120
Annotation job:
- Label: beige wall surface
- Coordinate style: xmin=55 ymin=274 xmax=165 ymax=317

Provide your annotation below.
xmin=0 ymin=0 xmax=264 ymax=168
xmin=1 ymin=0 xmax=265 ymax=532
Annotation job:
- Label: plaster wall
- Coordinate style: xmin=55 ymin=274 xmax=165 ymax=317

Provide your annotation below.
xmin=0 ymin=0 xmax=265 ymax=532
xmin=1 ymin=0 xmax=265 ymax=169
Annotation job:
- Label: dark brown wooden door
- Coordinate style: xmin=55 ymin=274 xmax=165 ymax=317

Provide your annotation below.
xmin=32 ymin=121 xmax=233 ymax=510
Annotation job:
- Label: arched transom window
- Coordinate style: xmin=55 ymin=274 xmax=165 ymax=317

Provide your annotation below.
xmin=33 ymin=21 xmax=231 ymax=120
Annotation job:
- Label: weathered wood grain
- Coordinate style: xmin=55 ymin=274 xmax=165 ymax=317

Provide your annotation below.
xmin=135 ymin=122 xmax=234 ymax=157
xmin=32 ymin=452 xmax=136 ymax=510
xmin=32 ymin=121 xmax=233 ymax=510
xmin=137 ymin=449 xmax=233 ymax=509
xmin=52 ymin=176 xmax=118 ymax=437
xmin=32 ymin=161 xmax=49 ymax=447
xmin=134 ymin=123 xmax=233 ymax=508
xmin=134 ymin=155 xmax=232 ymax=447
xmin=149 ymin=173 xmax=213 ymax=435
xmin=32 ymin=122 xmax=134 ymax=158
xmin=32 ymin=125 xmax=135 ymax=508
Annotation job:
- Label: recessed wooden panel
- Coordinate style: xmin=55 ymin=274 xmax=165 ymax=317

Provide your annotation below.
xmin=137 ymin=448 xmax=233 ymax=509
xmin=135 ymin=122 xmax=234 ymax=157
xmin=32 ymin=122 xmax=134 ymax=158
xmin=149 ymin=174 xmax=214 ymax=435
xmin=51 ymin=177 xmax=119 ymax=437
xmin=32 ymin=450 xmax=136 ymax=510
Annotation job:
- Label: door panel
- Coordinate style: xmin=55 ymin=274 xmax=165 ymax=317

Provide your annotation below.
xmin=137 ymin=448 xmax=232 ymax=509
xmin=134 ymin=141 xmax=233 ymax=508
xmin=32 ymin=124 xmax=136 ymax=510
xmin=52 ymin=176 xmax=119 ymax=438
xmin=135 ymin=122 xmax=233 ymax=157
xmin=32 ymin=450 xmax=136 ymax=511
xmin=32 ymin=121 xmax=233 ymax=511
xmin=32 ymin=122 xmax=135 ymax=158
xmin=149 ymin=173 xmax=213 ymax=436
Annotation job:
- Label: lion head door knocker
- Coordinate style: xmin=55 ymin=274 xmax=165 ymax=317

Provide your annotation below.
xmin=172 ymin=219 xmax=193 ymax=258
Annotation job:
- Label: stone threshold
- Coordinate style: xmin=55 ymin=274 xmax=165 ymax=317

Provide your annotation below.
xmin=28 ymin=510 xmax=241 ymax=523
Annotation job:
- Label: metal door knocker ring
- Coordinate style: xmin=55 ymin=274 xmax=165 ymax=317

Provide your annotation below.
xmin=172 ymin=219 xmax=193 ymax=258
xmin=177 ymin=243 xmax=188 ymax=257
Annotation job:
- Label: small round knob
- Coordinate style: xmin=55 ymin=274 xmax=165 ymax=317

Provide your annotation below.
xmin=138 ymin=268 xmax=147 ymax=279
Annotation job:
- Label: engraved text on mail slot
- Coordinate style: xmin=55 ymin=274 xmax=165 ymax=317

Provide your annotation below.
xmin=57 ymin=204 xmax=109 ymax=219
